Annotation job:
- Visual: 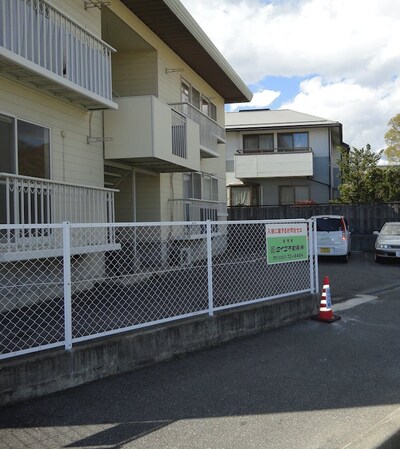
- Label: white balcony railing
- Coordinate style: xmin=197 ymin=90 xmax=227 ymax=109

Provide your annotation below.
xmin=0 ymin=173 xmax=116 ymax=225
xmin=0 ymin=173 xmax=118 ymax=261
xmin=171 ymin=109 xmax=187 ymax=159
xmin=169 ymin=102 xmax=226 ymax=156
xmin=0 ymin=0 xmax=116 ymax=108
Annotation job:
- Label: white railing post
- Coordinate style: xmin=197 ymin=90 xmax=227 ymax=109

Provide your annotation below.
xmin=206 ymin=220 xmax=214 ymax=316
xmin=63 ymin=221 xmax=73 ymax=350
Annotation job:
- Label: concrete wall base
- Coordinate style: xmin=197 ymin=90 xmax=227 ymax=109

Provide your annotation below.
xmin=0 ymin=294 xmax=318 ymax=406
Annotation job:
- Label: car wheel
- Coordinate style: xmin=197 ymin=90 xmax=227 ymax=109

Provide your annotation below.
xmin=374 ymin=253 xmax=381 ymax=263
xmin=341 ymin=253 xmax=349 ymax=263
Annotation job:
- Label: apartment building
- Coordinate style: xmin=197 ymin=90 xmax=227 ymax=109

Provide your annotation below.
xmin=0 ymin=0 xmax=252 ymax=309
xmin=226 ymin=109 xmax=347 ymax=206
xmin=0 ymin=0 xmax=252 ymax=256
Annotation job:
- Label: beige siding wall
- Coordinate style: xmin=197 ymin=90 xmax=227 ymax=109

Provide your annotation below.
xmin=136 ymin=173 xmax=161 ymax=222
xmin=0 ymin=78 xmax=104 ymax=187
xmin=114 ymin=173 xmax=134 ymax=222
xmin=51 ymin=0 xmax=102 ymax=37
xmin=112 ymin=50 xmax=158 ymax=97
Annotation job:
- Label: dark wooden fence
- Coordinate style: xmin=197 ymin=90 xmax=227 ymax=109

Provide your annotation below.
xmin=228 ymin=203 xmax=400 ymax=234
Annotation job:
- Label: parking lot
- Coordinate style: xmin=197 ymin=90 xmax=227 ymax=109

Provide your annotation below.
xmin=317 ymin=250 xmax=400 ymax=303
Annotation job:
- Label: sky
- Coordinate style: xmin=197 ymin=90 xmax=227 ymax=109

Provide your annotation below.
xmin=179 ymin=0 xmax=400 ymax=156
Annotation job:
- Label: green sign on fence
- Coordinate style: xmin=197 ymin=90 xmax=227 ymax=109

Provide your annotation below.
xmin=266 ymin=224 xmax=308 ymax=264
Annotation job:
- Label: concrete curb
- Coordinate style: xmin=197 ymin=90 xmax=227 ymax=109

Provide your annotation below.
xmin=0 ymin=293 xmax=318 ymax=406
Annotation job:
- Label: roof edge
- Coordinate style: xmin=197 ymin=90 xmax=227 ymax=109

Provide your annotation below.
xmin=163 ymin=0 xmax=253 ymax=103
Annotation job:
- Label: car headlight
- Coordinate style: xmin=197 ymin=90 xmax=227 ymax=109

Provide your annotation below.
xmin=376 ymin=243 xmax=390 ymax=249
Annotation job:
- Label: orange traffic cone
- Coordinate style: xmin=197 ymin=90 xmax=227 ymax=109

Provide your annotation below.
xmin=312 ymin=275 xmax=341 ymax=323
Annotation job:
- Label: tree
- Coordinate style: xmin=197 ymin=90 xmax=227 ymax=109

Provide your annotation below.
xmin=384 ymin=113 xmax=400 ymax=163
xmin=336 ymin=145 xmax=383 ymax=203
xmin=336 ymin=144 xmax=400 ymax=203
xmin=378 ymin=165 xmax=400 ymax=202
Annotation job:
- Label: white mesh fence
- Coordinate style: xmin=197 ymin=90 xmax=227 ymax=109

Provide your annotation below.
xmin=0 ymin=219 xmax=317 ymax=359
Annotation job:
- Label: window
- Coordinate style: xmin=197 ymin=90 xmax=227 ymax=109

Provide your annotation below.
xmin=193 ymin=172 xmax=202 ymax=199
xmin=279 ymin=186 xmax=309 ymax=205
xmin=228 ymin=185 xmax=259 ymax=206
xmin=243 ymin=134 xmax=274 ymax=152
xmin=180 ymin=79 xmax=218 ymax=122
xmin=277 ymin=132 xmax=308 ymax=150
xmin=17 ymin=120 xmax=50 ymax=178
xmin=183 ymin=172 xmax=218 ymax=201
xmin=192 ymin=87 xmax=200 ymax=109
xmin=0 ymin=114 xmax=50 ymax=178
xmin=201 ymin=96 xmax=209 ymax=116
xmin=181 ymin=80 xmax=190 ymax=103
xmin=210 ymin=103 xmax=217 ymax=121
xmin=0 ymin=113 xmax=50 ymax=224
xmin=182 ymin=173 xmax=220 ymax=233
xmin=211 ymin=177 xmax=218 ymax=201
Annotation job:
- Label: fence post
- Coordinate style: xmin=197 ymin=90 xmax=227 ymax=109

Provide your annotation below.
xmin=311 ymin=218 xmax=319 ymax=294
xmin=206 ymin=220 xmax=214 ymax=316
xmin=62 ymin=221 xmax=73 ymax=350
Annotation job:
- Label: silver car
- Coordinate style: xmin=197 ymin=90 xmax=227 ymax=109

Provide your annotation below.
xmin=374 ymin=222 xmax=400 ymax=262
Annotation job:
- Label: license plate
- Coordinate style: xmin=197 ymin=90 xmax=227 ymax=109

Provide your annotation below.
xmin=320 ymin=248 xmax=331 ymax=254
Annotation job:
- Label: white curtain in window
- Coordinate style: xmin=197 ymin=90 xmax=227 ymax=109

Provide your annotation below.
xmin=279 ymin=186 xmax=294 ymax=205
xmin=232 ymin=187 xmax=251 ymax=206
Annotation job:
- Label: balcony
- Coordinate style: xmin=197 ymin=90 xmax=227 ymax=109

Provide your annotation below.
xmin=168 ymin=198 xmax=226 ymax=239
xmin=234 ymin=148 xmax=314 ymax=179
xmin=0 ymin=173 xmax=119 ymax=262
xmin=169 ymin=102 xmax=226 ymax=158
xmin=0 ymin=0 xmax=117 ymax=110
xmin=104 ymin=96 xmax=201 ymax=173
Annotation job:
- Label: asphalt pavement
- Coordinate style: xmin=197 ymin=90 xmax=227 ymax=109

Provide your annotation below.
xmin=318 ymin=251 xmax=400 ymax=302
xmin=1 ymin=252 xmax=400 ymax=449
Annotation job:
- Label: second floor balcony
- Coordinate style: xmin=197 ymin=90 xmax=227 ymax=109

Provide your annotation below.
xmin=169 ymin=102 xmax=226 ymax=158
xmin=104 ymin=96 xmax=201 ymax=173
xmin=0 ymin=0 xmax=117 ymax=110
xmin=234 ymin=147 xmax=314 ymax=179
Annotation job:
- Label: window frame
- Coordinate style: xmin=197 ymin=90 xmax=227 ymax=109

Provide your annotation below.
xmin=180 ymin=78 xmax=218 ymax=122
xmin=243 ymin=133 xmax=274 ymax=152
xmin=0 ymin=112 xmax=51 ymax=178
xmin=277 ymin=132 xmax=309 ymax=151
xmin=279 ymin=185 xmax=310 ymax=205
xmin=183 ymin=172 xmax=219 ymax=202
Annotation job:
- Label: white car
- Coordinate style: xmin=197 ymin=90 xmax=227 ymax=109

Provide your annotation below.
xmin=311 ymin=215 xmax=352 ymax=262
xmin=374 ymin=222 xmax=400 ymax=262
